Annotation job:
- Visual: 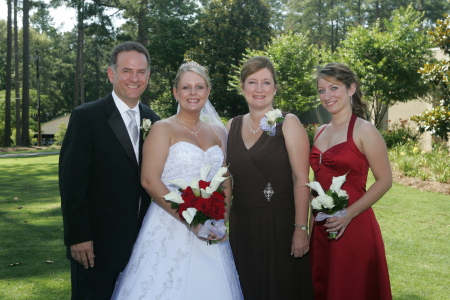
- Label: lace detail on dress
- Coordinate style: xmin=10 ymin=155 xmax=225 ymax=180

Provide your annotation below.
xmin=218 ymin=241 xmax=244 ymax=300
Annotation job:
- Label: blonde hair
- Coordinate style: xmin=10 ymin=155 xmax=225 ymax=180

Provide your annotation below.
xmin=174 ymin=61 xmax=211 ymax=90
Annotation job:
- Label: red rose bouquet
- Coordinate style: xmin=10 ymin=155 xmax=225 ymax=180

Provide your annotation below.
xmin=164 ymin=165 xmax=228 ymax=240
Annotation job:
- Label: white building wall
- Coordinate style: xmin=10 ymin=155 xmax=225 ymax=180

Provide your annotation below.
xmin=41 ymin=114 xmax=70 ymax=135
xmin=386 ymin=100 xmax=434 ymax=151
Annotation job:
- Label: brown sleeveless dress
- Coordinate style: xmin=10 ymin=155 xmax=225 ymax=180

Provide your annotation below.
xmin=227 ymin=115 xmax=314 ymax=300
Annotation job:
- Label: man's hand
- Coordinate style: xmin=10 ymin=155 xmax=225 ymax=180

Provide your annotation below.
xmin=71 ymin=241 xmax=95 ymax=269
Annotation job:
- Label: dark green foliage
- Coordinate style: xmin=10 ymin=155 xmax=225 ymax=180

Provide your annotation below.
xmin=1 ymin=0 xmax=449 ymax=141
xmin=335 ymin=6 xmax=432 ymax=128
xmin=233 ymin=32 xmax=319 ymax=115
xmin=284 ymin=0 xmax=450 ymax=50
xmin=187 ymin=0 xmax=272 ymax=117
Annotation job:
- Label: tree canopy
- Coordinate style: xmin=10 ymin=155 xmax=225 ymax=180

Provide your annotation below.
xmin=334 ymin=6 xmax=432 ymax=128
xmin=231 ymin=32 xmax=319 ymax=115
xmin=187 ymin=0 xmax=272 ymax=117
xmin=0 ymin=0 xmax=449 ymax=144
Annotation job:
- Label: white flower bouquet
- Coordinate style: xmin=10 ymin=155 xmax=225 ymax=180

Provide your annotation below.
xmin=307 ymin=172 xmax=349 ymax=239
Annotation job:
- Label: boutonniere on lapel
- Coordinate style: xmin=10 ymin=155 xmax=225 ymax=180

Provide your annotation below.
xmin=140 ymin=118 xmax=152 ymax=140
xmin=260 ymin=108 xmax=285 ymax=136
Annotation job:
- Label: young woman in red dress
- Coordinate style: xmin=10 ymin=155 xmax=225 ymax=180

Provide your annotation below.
xmin=310 ymin=63 xmax=392 ymax=300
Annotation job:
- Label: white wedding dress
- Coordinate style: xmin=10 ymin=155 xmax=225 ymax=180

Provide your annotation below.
xmin=111 ymin=142 xmax=243 ymax=300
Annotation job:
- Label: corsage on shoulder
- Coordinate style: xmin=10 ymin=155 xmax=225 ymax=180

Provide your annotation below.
xmin=140 ymin=118 xmax=152 ymax=140
xmin=260 ymin=109 xmax=285 ymax=136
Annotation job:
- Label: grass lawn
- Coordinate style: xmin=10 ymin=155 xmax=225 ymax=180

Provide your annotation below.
xmin=0 ymin=154 xmax=69 ymax=300
xmin=372 ymin=176 xmax=450 ymax=299
xmin=0 ymin=154 xmax=448 ymax=299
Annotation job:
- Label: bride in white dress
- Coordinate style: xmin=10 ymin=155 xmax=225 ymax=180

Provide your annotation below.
xmin=111 ymin=62 xmax=243 ymax=300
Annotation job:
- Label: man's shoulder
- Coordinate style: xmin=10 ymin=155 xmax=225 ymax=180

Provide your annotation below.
xmin=74 ymin=94 xmax=112 ymax=112
xmin=68 ymin=95 xmax=113 ymax=124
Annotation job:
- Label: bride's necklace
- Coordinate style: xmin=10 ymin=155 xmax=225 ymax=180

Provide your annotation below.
xmin=177 ymin=117 xmax=203 ymax=137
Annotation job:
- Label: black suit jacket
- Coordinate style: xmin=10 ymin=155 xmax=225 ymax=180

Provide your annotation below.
xmin=59 ymin=93 xmax=160 ymax=270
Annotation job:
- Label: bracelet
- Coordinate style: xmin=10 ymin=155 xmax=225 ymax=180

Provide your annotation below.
xmin=294 ymin=224 xmax=308 ymax=231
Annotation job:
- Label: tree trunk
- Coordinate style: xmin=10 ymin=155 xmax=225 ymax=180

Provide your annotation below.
xmin=137 ymin=0 xmax=149 ymax=47
xmin=80 ymin=26 xmax=85 ymax=104
xmin=20 ymin=0 xmax=30 ymax=146
xmin=14 ymin=0 xmax=21 ymax=144
xmin=318 ymin=0 xmax=322 ymax=48
xmin=375 ymin=0 xmax=380 ymax=20
xmin=3 ymin=0 xmax=12 ymax=147
xmin=36 ymin=50 xmax=41 ymax=146
xmin=358 ymin=0 xmax=362 ymax=25
xmin=74 ymin=0 xmax=84 ymax=108
xmin=330 ymin=0 xmax=335 ymax=52
xmin=137 ymin=0 xmax=150 ymax=106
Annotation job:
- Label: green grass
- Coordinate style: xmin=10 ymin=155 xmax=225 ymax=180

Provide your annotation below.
xmin=0 ymin=155 xmax=69 ymax=300
xmin=0 ymin=155 xmax=449 ymax=299
xmin=369 ymin=175 xmax=450 ymax=299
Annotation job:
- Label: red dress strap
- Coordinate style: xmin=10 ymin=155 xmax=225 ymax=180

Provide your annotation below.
xmin=347 ymin=114 xmax=357 ymax=142
xmin=314 ymin=123 xmax=330 ymax=142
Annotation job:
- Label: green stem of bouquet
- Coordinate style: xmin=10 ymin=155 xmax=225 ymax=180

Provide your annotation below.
xmin=328 ymin=232 xmax=337 ymax=239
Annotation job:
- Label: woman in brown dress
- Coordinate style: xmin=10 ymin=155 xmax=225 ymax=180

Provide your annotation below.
xmin=226 ymin=56 xmax=314 ymax=300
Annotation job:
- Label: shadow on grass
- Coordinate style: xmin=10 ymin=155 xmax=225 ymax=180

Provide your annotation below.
xmin=0 ymin=155 xmax=68 ymax=285
xmin=0 ymin=206 xmax=67 ymax=280
xmin=0 ymin=158 xmax=59 ymax=202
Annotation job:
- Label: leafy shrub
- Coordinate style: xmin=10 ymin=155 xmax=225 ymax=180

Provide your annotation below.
xmin=54 ymin=123 xmax=67 ymax=145
xmin=380 ymin=118 xmax=419 ymax=148
xmin=410 ymin=104 xmax=450 ymax=141
xmin=389 ymin=142 xmax=450 ymax=183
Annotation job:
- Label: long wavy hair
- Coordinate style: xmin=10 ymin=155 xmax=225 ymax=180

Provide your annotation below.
xmin=316 ymin=62 xmax=367 ymax=119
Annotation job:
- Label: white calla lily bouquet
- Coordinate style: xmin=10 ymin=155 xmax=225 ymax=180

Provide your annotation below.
xmin=307 ymin=172 xmax=349 ymax=239
xmin=164 ymin=165 xmax=229 ymax=241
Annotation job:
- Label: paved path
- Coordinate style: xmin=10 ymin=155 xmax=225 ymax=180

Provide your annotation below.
xmin=0 ymin=151 xmax=60 ymax=158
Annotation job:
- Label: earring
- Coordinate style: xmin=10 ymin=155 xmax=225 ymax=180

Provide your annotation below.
xmin=350 ymin=96 xmax=353 ymax=105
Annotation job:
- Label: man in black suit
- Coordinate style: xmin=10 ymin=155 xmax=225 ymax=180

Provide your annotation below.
xmin=59 ymin=41 xmax=160 ymax=299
